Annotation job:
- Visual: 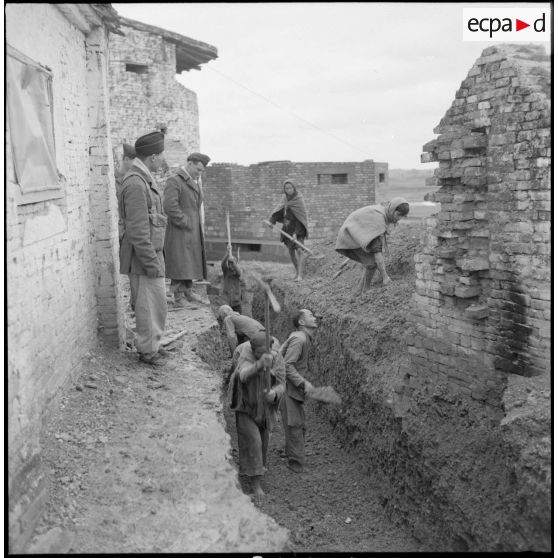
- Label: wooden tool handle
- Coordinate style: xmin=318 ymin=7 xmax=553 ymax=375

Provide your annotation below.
xmin=263 ymin=219 xmax=313 ymax=255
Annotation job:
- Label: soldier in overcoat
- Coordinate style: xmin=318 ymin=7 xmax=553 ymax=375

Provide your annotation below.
xmin=163 ymin=152 xmax=210 ymax=306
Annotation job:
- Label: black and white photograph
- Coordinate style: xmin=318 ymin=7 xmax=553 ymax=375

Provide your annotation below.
xmin=6 ymin=2 xmax=552 ymax=554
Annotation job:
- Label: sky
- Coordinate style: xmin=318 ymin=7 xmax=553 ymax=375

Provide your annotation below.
xmin=113 ymin=2 xmax=551 ymax=169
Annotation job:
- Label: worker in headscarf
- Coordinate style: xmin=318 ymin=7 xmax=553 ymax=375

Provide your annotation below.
xmin=335 ymin=197 xmax=410 ymax=293
xmin=267 ymin=179 xmax=309 ymax=282
xmin=228 ymin=331 xmax=286 ymax=504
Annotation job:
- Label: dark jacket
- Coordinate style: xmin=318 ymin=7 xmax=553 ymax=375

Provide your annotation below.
xmin=118 ymin=162 xmax=166 ymax=277
xmin=163 ymin=168 xmax=207 ymax=280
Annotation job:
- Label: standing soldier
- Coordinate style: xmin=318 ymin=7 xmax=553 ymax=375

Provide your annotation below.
xmin=163 ymin=152 xmax=211 ymax=307
xmin=118 ymin=131 xmax=168 ymax=366
xmin=280 ymin=308 xmax=319 ymax=473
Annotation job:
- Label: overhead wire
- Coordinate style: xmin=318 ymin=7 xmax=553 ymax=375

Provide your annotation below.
xmin=205 ymin=64 xmax=372 ymax=158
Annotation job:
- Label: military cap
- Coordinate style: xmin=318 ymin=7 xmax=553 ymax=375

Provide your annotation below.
xmin=122 ymin=143 xmax=136 ymax=159
xmin=135 ymin=131 xmax=165 ymax=157
xmin=187 ymin=152 xmax=211 ymax=167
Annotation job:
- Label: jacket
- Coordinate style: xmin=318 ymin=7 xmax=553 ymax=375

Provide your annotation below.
xmin=163 ymin=168 xmax=207 ymax=280
xmin=118 ymin=162 xmax=166 ymax=277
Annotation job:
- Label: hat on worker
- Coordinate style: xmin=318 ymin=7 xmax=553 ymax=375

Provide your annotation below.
xmin=122 ymin=143 xmax=136 ymax=159
xmin=187 ymin=152 xmax=211 ymax=167
xmin=135 ymin=131 xmax=165 ymax=157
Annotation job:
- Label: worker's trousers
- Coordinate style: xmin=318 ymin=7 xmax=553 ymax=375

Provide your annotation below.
xmin=280 ymin=393 xmax=306 ymax=468
xmin=129 ymin=274 xmax=167 ymax=356
xmin=236 ymin=412 xmax=270 ymax=477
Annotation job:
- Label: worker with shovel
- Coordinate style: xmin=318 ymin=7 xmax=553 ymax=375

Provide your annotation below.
xmin=229 ymin=330 xmax=286 ymax=504
xmin=280 ymin=308 xmax=320 ymax=473
xmin=267 ymin=179 xmax=309 ymax=281
xmin=334 ymin=197 xmax=410 ymax=294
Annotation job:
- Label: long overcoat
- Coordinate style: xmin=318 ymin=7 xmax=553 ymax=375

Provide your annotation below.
xmin=118 ymin=163 xmax=166 ymax=277
xmin=163 ymin=168 xmax=207 ymax=280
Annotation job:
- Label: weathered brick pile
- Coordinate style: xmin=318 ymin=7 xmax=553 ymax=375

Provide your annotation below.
xmin=203 ymin=159 xmax=387 ymax=258
xmin=399 ymin=44 xmax=550 ymax=407
xmin=108 ymin=23 xmax=200 ymax=166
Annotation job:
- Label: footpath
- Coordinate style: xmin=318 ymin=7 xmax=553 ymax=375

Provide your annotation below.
xmin=25 ymin=302 xmax=289 ymax=553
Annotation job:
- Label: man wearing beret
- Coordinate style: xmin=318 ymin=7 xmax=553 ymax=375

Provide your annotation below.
xmin=118 ymin=131 xmax=168 ymax=365
xmin=163 ymin=152 xmax=211 ymax=307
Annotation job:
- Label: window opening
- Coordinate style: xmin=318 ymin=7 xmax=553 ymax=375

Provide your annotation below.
xmin=126 ymin=63 xmax=149 ymax=74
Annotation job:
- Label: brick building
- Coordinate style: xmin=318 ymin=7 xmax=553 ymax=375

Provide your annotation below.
xmin=6 ymin=4 xmax=122 ymax=551
xmin=203 ymin=159 xmax=388 ymax=260
xmin=108 ymin=16 xmax=218 ymax=167
xmin=399 ymin=43 xmax=550 ymax=405
xmin=391 ymin=44 xmax=550 ymax=549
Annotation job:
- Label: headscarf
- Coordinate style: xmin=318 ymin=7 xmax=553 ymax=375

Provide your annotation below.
xmin=269 ymin=179 xmax=309 ymax=233
xmin=385 ymin=197 xmax=409 ymax=223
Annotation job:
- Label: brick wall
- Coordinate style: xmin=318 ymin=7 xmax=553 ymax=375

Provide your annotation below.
xmin=398 ymin=44 xmax=550 ymax=407
xmin=108 ymin=24 xmax=200 ymax=166
xmin=203 ymin=159 xmax=384 ymax=259
xmin=6 ymin=4 xmax=119 ymax=551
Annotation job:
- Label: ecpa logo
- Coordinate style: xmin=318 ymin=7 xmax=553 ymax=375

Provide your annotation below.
xmin=463 ymin=8 xmax=550 ymax=41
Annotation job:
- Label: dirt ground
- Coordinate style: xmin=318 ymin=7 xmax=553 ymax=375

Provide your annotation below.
xmin=24 ymin=220 xmax=430 ymax=554
xmin=25 ymin=298 xmax=288 ymax=554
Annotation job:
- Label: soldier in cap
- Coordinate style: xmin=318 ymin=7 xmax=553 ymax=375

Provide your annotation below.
xmin=163 ymin=152 xmax=211 ymax=307
xmin=118 ymin=131 xmax=169 ymax=366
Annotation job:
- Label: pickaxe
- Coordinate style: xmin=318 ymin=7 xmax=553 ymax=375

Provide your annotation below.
xmin=263 ymin=219 xmax=323 ymax=258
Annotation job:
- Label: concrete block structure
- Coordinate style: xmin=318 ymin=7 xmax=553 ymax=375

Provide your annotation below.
xmin=108 ymin=16 xmax=218 ymax=167
xmin=6 ymin=4 xmax=122 ymax=551
xmin=203 ymin=159 xmax=388 ymax=260
xmin=399 ymin=44 xmax=550 ymax=406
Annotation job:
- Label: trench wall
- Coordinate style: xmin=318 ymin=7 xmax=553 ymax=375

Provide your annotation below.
xmin=251 ymin=276 xmax=550 ymax=552
xmin=7 ymin=4 xmax=122 ymax=551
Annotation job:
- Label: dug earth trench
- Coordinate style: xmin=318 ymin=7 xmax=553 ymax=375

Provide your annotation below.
xmin=206 ymin=220 xmax=549 ymax=552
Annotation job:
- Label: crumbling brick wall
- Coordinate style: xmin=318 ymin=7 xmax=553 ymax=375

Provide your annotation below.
xmin=204 ymin=159 xmax=383 ymax=258
xmin=388 ymin=43 xmax=551 ymax=550
xmin=108 ymin=23 xmax=200 ymax=166
xmin=7 ymin=4 xmax=121 ymax=551
xmin=401 ymin=44 xmax=550 ymax=406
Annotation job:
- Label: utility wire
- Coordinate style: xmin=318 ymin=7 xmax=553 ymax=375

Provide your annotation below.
xmin=206 ymin=65 xmax=372 ymax=158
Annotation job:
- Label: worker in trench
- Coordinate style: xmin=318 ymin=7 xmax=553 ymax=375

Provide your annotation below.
xmin=267 ymin=179 xmax=309 ymax=282
xmin=228 ymin=331 xmax=286 ymax=503
xmin=217 ymin=305 xmax=266 ymax=356
xmin=280 ymin=308 xmax=319 ymax=473
xmin=220 ymin=245 xmax=246 ymax=313
xmin=335 ymin=197 xmax=410 ymax=294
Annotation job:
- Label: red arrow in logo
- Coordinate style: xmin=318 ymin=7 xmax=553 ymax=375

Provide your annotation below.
xmin=516 ymin=19 xmax=530 ymax=31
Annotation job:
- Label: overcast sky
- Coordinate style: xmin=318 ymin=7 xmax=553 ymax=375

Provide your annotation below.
xmin=113 ymin=2 xmax=550 ymax=169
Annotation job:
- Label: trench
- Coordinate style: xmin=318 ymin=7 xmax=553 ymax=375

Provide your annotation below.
xmin=196 ymin=315 xmax=425 ymax=553
xmin=197 ymin=222 xmax=551 ymax=552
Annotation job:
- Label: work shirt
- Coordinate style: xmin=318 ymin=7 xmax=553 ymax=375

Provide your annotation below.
xmin=229 ymin=342 xmax=286 ymax=427
xmin=281 ymin=330 xmax=312 ymax=402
